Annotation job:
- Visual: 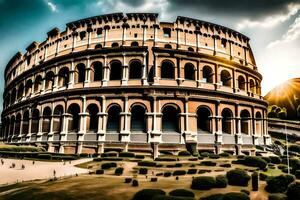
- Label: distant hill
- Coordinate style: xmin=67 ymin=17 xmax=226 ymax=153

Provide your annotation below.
xmin=264 ymin=78 xmax=300 ymax=120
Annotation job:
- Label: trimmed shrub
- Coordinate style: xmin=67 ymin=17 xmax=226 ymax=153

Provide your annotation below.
xmin=37 ymin=154 xmax=52 ymax=160
xmin=201 ymin=194 xmax=224 ymax=200
xmin=240 ymin=190 xmax=250 ymax=195
xmin=242 ymin=156 xmax=268 ymax=169
xmin=268 ymin=193 xmax=287 ymax=200
xmin=173 ymin=170 xmax=186 ymax=176
xmin=187 ymin=169 xmax=197 ymax=174
xmin=156 ymin=173 xmax=163 ymax=176
xmin=119 ymin=152 xmax=135 ymax=157
xmin=155 ymin=157 xmax=177 ymax=162
xmin=79 ymin=153 xmax=88 ymax=157
xmin=125 ymin=178 xmax=132 ymax=183
xmin=200 ymin=161 xmax=217 ymax=166
xmin=132 ymin=180 xmax=139 ymax=187
xmin=223 ymin=192 xmax=250 ymax=200
xmin=252 ymin=172 xmax=259 ymax=191
xmin=115 ymin=167 xmax=124 ymax=175
xmin=139 ymin=168 xmax=148 ymax=175
xmin=101 ymin=162 xmax=117 ymax=169
xmin=132 ymin=189 xmax=165 ymax=200
xmin=209 ymin=155 xmax=220 ymax=159
xmin=295 ymin=170 xmax=300 ymax=179
xmin=101 ymin=151 xmax=118 ymax=157
xmin=169 ymin=189 xmax=195 ymax=198
xmin=261 ymin=156 xmax=271 ymax=163
xmin=226 ymin=169 xmax=251 ymax=186
xmin=269 ymin=156 xmax=281 ymax=164
xmin=198 ymin=156 xmax=204 ymax=160
xmin=286 ymin=181 xmax=300 ymax=200
xmin=138 ymin=161 xmax=156 ymax=167
xmin=220 ymin=163 xmax=231 ymax=168
xmin=152 ymin=196 xmax=194 ymax=200
xmin=219 ymin=152 xmax=230 ymax=157
xmin=178 ymin=150 xmax=191 ymax=156
xmin=191 ymin=176 xmax=216 ymax=190
xmin=188 ymin=158 xmax=198 ymax=161
xmin=278 ymin=164 xmax=288 ymax=170
xmin=95 ymin=169 xmax=104 ymax=174
xmin=151 ymin=177 xmax=158 ymax=182
xmin=260 ymin=173 xmax=269 ymax=181
xmin=200 ymin=152 xmax=211 ymax=157
xmin=135 ymin=155 xmax=145 ymax=159
xmin=164 ymin=172 xmax=172 ymax=177
xmin=237 ymin=155 xmax=245 ymax=159
xmin=265 ymin=174 xmax=295 ymax=193
xmin=215 ymin=175 xmax=227 ymax=188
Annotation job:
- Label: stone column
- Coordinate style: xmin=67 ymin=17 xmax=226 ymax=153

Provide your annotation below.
xmin=215 ymin=102 xmax=222 ymax=143
xmin=78 ymin=96 xmax=87 ymax=136
xmin=142 ymin=25 xmax=147 ymax=46
xmin=41 ymin=72 xmax=46 ymax=94
xmin=229 ymin=41 xmax=233 ymax=60
xmin=87 ymin=29 xmax=92 ymax=49
xmin=84 ymin=57 xmax=91 ymax=87
xmin=44 ymin=45 xmax=48 ymax=61
xmin=120 ymin=97 xmax=130 ymax=143
xmin=102 ymin=56 xmax=109 ymax=86
xmin=72 ymin=32 xmax=77 ymax=52
xmin=53 ymin=66 xmax=59 ymax=91
xmin=121 ymin=54 xmax=129 ymax=85
xmin=68 ymin=60 xmax=75 ymax=89
xmin=142 ymin=52 xmax=148 ymax=85
xmin=55 ymin=39 xmax=60 ymax=56
xmin=153 ymin=53 xmax=159 ymax=85
xmin=104 ymin=28 xmax=108 ymax=47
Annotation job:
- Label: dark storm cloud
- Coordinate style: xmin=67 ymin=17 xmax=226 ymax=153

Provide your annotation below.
xmin=169 ymin=0 xmax=300 ymax=18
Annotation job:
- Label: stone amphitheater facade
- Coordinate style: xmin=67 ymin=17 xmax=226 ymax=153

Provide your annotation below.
xmin=0 ymin=13 xmax=271 ymax=156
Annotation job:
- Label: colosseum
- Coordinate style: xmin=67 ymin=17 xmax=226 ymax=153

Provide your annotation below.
xmin=0 ymin=13 xmax=271 ymax=157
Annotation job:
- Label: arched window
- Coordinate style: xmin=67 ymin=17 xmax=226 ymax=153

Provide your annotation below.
xmin=131 ymin=105 xmax=146 ymax=132
xmin=45 ymin=71 xmax=54 ymax=90
xmin=11 ymin=88 xmax=16 ymax=104
xmin=68 ymin=104 xmax=80 ymax=132
xmin=197 ymin=107 xmax=212 ymax=133
xmin=58 ymin=67 xmax=69 ymax=87
xmin=131 ymin=41 xmax=139 ymax=47
xmin=255 ymin=112 xmax=262 ymax=136
xmin=10 ymin=116 xmax=15 ymax=136
xmin=238 ymin=75 xmax=246 ymax=90
xmin=17 ymin=84 xmax=24 ymax=100
xmin=107 ymin=105 xmax=121 ymax=132
xmin=220 ymin=70 xmax=232 ymax=87
xmin=203 ymin=66 xmax=214 ymax=83
xmin=184 ymin=63 xmax=195 ymax=80
xmin=15 ymin=114 xmax=21 ymax=135
xmin=110 ymin=61 xmax=122 ymax=80
xmin=256 ymin=81 xmax=261 ymax=95
xmin=86 ymin=104 xmax=99 ymax=132
xmin=129 ymin=60 xmax=142 ymax=79
xmin=34 ymin=75 xmax=42 ymax=93
xmin=111 ymin=42 xmax=119 ymax=48
xmin=250 ymin=79 xmax=255 ymax=94
xmin=22 ymin=110 xmax=30 ymax=135
xmin=161 ymin=61 xmax=174 ymax=79
xmin=164 ymin=44 xmax=172 ymax=49
xmin=188 ymin=47 xmax=194 ymax=52
xmin=162 ymin=105 xmax=180 ymax=132
xmin=148 ymin=66 xmax=154 ymax=83
xmin=53 ymin=105 xmax=64 ymax=133
xmin=42 ymin=107 xmax=51 ymax=133
xmin=222 ymin=109 xmax=233 ymax=134
xmin=91 ymin=61 xmax=103 ymax=81
xmin=95 ymin=44 xmax=102 ymax=49
xmin=240 ymin=110 xmax=250 ymax=134
xmin=25 ymin=80 xmax=33 ymax=97
xmin=76 ymin=63 xmax=86 ymax=83
xmin=31 ymin=109 xmax=40 ymax=134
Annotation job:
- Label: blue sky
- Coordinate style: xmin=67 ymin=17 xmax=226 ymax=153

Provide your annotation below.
xmin=0 ymin=0 xmax=300 ymax=115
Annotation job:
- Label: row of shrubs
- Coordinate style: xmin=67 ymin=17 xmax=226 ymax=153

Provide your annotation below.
xmin=0 ymin=151 xmax=79 ymax=160
xmin=0 ymin=144 xmax=45 ymax=152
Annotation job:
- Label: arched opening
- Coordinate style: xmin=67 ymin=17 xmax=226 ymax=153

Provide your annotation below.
xmin=161 ymin=61 xmax=174 ymax=79
xmin=58 ymin=67 xmax=69 ymax=87
xmin=91 ymin=61 xmax=103 ymax=81
xmin=111 ymin=42 xmax=119 ymax=48
xmin=220 ymin=70 xmax=232 ymax=87
xmin=148 ymin=66 xmax=154 ymax=83
xmin=15 ymin=114 xmax=21 ymax=135
xmin=45 ymin=71 xmax=54 ymax=90
xmin=107 ymin=105 xmax=121 ymax=132
xmin=75 ymin=63 xmax=86 ymax=83
xmin=25 ymin=80 xmax=33 ymax=97
xmin=240 ymin=110 xmax=250 ymax=135
xmin=162 ymin=105 xmax=180 ymax=132
xmin=131 ymin=105 xmax=146 ymax=132
xmin=67 ymin=104 xmax=80 ymax=132
xmin=53 ymin=105 xmax=64 ymax=133
xmin=255 ymin=112 xmax=262 ymax=136
xmin=42 ymin=107 xmax=51 ymax=133
xmin=10 ymin=88 xmax=16 ymax=104
xmin=184 ymin=63 xmax=195 ymax=80
xmin=31 ymin=109 xmax=40 ymax=134
xmin=188 ymin=47 xmax=194 ymax=52
xmin=256 ymin=81 xmax=261 ymax=95
xmin=164 ymin=44 xmax=172 ymax=49
xmin=203 ymin=66 xmax=214 ymax=83
xmin=10 ymin=116 xmax=15 ymax=136
xmin=22 ymin=110 xmax=30 ymax=135
xmin=34 ymin=75 xmax=42 ymax=93
xmin=238 ymin=75 xmax=246 ymax=90
xmin=17 ymin=84 xmax=24 ymax=100
xmin=129 ymin=60 xmax=142 ymax=79
xmin=222 ymin=109 xmax=233 ymax=134
xmin=197 ymin=107 xmax=212 ymax=133
xmin=86 ymin=104 xmax=99 ymax=132
xmin=95 ymin=44 xmax=102 ymax=49
xmin=131 ymin=41 xmax=139 ymax=47
xmin=250 ymin=79 xmax=256 ymax=94
xmin=110 ymin=61 xmax=122 ymax=80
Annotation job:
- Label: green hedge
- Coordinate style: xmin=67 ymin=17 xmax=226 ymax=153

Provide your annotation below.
xmin=191 ymin=176 xmax=216 ymax=190
xmin=289 ymin=145 xmax=300 ymax=153
xmin=119 ymin=152 xmax=135 ymax=157
xmin=115 ymin=167 xmax=124 ymax=175
xmin=169 ymin=189 xmax=194 ymax=198
xmin=138 ymin=161 xmax=156 ymax=167
xmin=252 ymin=172 xmax=259 ymax=191
xmin=200 ymin=161 xmax=217 ymax=166
xmin=101 ymin=152 xmax=118 ymax=157
xmin=155 ymin=157 xmax=177 ymax=162
xmin=265 ymin=174 xmax=295 ymax=193
xmin=0 ymin=145 xmax=45 ymax=152
xmin=139 ymin=168 xmax=148 ymax=175
xmin=201 ymin=192 xmax=250 ymax=200
xmin=226 ymin=169 xmax=250 ymax=186
xmin=95 ymin=169 xmax=104 ymax=174
xmin=269 ymin=156 xmax=281 ymax=164
xmin=241 ymin=156 xmax=268 ymax=169
xmin=187 ymin=169 xmax=197 ymax=174
xmin=132 ymin=189 xmax=166 ymax=200
xmin=286 ymin=181 xmax=300 ymax=200
xmin=101 ymin=162 xmax=117 ymax=169
xmin=268 ymin=193 xmax=287 ymax=200
xmin=178 ymin=150 xmax=191 ymax=156
xmin=173 ymin=170 xmax=186 ymax=176
xmin=215 ymin=175 xmax=227 ymax=188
